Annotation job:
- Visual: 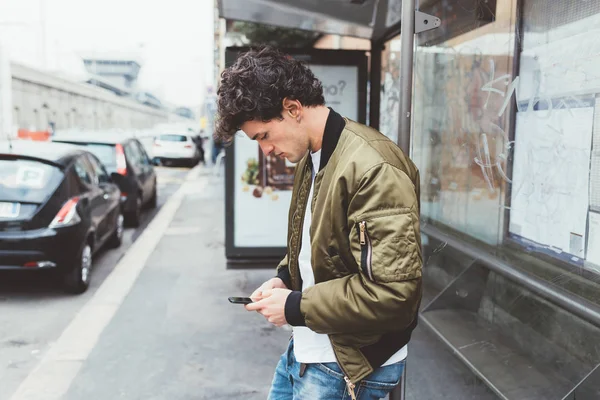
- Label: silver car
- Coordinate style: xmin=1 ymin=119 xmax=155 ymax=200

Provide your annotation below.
xmin=151 ymin=134 xmax=201 ymax=167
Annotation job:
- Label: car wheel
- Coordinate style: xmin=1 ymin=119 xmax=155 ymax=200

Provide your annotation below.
xmin=126 ymin=196 xmax=142 ymax=227
xmin=63 ymin=242 xmax=92 ymax=294
xmin=108 ymin=213 xmax=124 ymax=248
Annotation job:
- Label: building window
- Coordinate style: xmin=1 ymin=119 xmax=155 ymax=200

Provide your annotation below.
xmin=13 ymin=107 xmax=20 ymax=129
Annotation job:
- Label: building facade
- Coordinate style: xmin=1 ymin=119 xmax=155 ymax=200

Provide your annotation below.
xmin=9 ymin=62 xmax=183 ymax=138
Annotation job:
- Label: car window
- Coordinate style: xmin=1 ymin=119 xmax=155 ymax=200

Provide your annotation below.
xmin=52 ymin=140 xmax=117 ymax=167
xmin=0 ymin=158 xmax=64 ymax=203
xmin=81 ymin=144 xmax=116 ymax=168
xmin=157 ymin=134 xmax=187 ymax=142
xmin=86 ymin=154 xmax=110 ymax=184
xmin=74 ymin=157 xmax=94 ymax=185
xmin=124 ymin=142 xmax=143 ymax=167
xmin=134 ymin=140 xmax=151 ymax=165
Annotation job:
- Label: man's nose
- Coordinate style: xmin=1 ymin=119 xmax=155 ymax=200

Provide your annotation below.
xmin=259 ymin=142 xmax=274 ymax=156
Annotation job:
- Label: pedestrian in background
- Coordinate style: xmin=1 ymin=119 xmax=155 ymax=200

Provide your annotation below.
xmin=215 ymin=46 xmax=422 ymax=400
xmin=211 ymin=135 xmax=224 ymax=165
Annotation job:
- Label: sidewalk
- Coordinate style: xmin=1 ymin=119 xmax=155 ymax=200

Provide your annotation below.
xmin=10 ymin=165 xmax=496 ymax=400
xmin=61 ymin=168 xmax=290 ymax=400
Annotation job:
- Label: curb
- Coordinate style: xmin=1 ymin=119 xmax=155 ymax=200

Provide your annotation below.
xmin=10 ymin=164 xmax=206 ymax=400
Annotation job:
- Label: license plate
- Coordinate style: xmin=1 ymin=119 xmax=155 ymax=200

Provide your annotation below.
xmin=0 ymin=202 xmax=20 ymax=218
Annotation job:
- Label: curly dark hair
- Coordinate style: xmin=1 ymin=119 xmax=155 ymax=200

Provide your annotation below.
xmin=215 ymin=46 xmax=325 ymax=144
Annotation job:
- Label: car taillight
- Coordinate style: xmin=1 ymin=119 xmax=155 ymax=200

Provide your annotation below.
xmin=23 ymin=261 xmax=56 ymax=268
xmin=116 ymin=144 xmax=127 ymax=175
xmin=49 ymin=197 xmax=81 ymax=228
xmin=184 ymin=144 xmax=193 ymax=148
xmin=153 ymin=142 xmax=161 ymax=147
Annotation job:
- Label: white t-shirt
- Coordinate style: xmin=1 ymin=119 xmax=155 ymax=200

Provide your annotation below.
xmin=293 ymin=150 xmax=407 ymax=365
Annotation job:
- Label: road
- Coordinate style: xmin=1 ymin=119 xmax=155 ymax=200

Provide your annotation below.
xmin=0 ymin=163 xmax=290 ymax=400
xmin=0 ymin=166 xmax=191 ymax=400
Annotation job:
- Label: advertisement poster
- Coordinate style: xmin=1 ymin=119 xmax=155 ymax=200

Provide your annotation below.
xmin=232 ymin=63 xmax=362 ymax=250
xmin=509 ymin=107 xmax=593 ymax=258
xmin=309 ymin=64 xmax=358 ymax=120
xmin=233 ymin=133 xmax=293 ymax=248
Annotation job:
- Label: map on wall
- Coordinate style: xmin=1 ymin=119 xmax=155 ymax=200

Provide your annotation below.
xmin=509 ymin=107 xmax=593 ymax=259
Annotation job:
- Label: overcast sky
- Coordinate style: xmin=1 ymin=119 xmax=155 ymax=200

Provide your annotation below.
xmin=0 ymin=0 xmax=214 ymax=107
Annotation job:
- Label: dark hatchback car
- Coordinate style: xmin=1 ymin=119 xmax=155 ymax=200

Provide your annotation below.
xmin=0 ymin=140 xmax=123 ymax=293
xmin=53 ymin=133 xmax=157 ymax=227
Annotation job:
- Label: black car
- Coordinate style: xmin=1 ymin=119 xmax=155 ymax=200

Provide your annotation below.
xmin=53 ymin=133 xmax=157 ymax=227
xmin=0 ymin=140 xmax=123 ymax=293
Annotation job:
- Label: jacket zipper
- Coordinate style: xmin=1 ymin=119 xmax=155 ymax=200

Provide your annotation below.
xmin=344 ymin=376 xmax=357 ymax=400
xmin=359 ymin=221 xmax=374 ymax=281
xmin=289 ymin=162 xmax=313 ymax=290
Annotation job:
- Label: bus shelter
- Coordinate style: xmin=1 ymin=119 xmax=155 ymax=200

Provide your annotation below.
xmin=218 ymin=1 xmax=600 ymax=399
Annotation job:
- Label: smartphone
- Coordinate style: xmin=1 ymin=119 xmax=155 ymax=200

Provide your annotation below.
xmin=228 ymin=296 xmax=253 ymax=305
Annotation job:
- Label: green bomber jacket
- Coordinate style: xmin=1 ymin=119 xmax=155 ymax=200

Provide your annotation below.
xmin=277 ymin=108 xmax=423 ymax=383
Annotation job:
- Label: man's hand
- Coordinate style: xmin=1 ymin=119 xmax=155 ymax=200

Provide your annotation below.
xmin=245 ymin=288 xmax=292 ymax=327
xmin=249 ymin=277 xmax=287 ymax=302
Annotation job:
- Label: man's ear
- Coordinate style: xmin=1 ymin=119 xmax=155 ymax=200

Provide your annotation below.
xmin=282 ymin=98 xmax=302 ymax=119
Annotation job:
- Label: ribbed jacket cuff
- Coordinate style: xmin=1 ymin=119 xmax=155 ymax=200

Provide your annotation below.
xmin=276 ymin=268 xmax=292 ymax=289
xmin=285 ymin=291 xmax=306 ymax=327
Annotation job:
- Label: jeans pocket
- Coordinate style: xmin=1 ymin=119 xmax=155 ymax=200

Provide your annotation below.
xmin=359 ymin=360 xmax=405 ymax=390
xmin=315 ymin=362 xmax=346 ymax=379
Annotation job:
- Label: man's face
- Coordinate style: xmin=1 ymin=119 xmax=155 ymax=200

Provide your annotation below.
xmin=240 ymin=113 xmax=309 ymax=163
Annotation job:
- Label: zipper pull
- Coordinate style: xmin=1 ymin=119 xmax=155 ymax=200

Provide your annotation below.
xmin=359 ymin=221 xmax=366 ymax=245
xmin=344 ymin=376 xmax=357 ymax=400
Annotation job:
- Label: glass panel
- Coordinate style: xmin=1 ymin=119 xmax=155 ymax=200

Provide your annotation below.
xmin=386 ymin=0 xmax=402 ymax=28
xmin=515 ymin=0 xmax=600 ymax=274
xmin=413 ymin=0 xmax=513 ymax=246
xmin=414 ymin=1 xmax=600 ymax=398
xmin=380 ymin=35 xmax=402 ymax=143
xmin=414 ymin=0 xmax=600 ymax=278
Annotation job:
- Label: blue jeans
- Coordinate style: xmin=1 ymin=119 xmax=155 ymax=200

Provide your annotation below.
xmin=268 ymin=340 xmax=405 ymax=400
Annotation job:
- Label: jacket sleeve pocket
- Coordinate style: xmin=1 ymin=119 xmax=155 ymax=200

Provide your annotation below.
xmin=351 ymin=209 xmax=420 ymax=283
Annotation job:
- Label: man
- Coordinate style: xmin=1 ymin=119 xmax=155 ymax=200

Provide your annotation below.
xmin=215 ymin=47 xmax=422 ymax=400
